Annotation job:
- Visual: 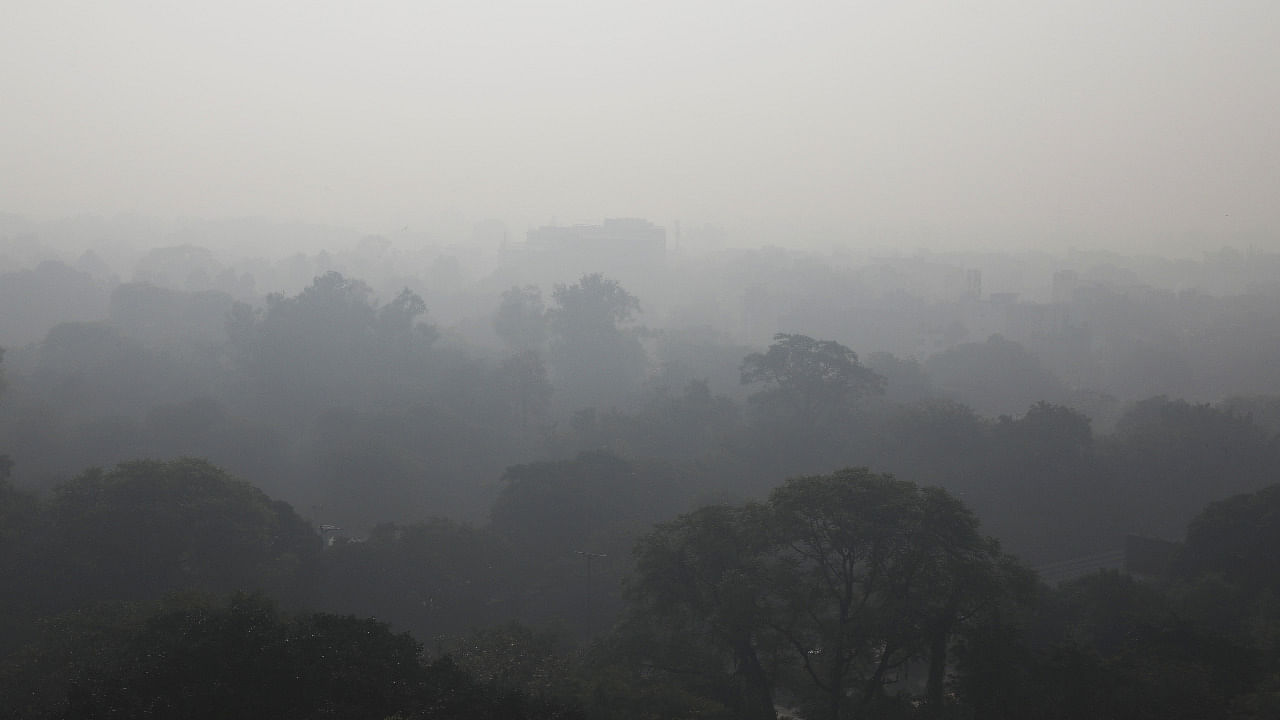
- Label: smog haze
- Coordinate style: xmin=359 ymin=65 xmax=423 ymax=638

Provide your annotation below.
xmin=4 ymin=0 xmax=1279 ymax=254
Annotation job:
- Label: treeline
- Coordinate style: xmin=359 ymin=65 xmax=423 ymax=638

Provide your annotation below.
xmin=0 ymin=458 xmax=586 ymax=719
xmin=1 ymin=592 xmax=582 ymax=720
xmin=5 ymin=268 xmax=1280 ymax=716
xmin=11 ymin=241 xmax=1280 ymax=411
xmin=0 ymin=455 xmax=668 ymax=658
xmin=4 ymin=458 xmax=1280 ymax=717
xmin=3 ymin=271 xmax=1280 ymax=567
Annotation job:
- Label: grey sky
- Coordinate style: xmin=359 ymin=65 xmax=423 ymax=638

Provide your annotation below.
xmin=2 ymin=1 xmax=1277 ymax=253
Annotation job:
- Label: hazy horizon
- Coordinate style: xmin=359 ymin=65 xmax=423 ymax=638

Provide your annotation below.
xmin=4 ymin=1 xmax=1278 ymax=256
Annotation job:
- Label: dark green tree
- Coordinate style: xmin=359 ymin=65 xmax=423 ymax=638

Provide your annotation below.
xmin=624 ymin=468 xmax=1023 ymax=720
xmin=981 ymin=403 xmax=1104 ymax=562
xmin=490 ymin=453 xmax=683 ymax=637
xmin=38 ymin=459 xmax=320 ymax=611
xmin=740 ymin=333 xmax=884 ymax=429
xmin=1176 ymin=484 xmax=1280 ymax=596
xmin=0 ymin=346 xmax=9 ymax=482
xmin=0 ymin=454 xmax=36 ymax=656
xmin=433 ymin=621 xmax=571 ymax=699
xmin=767 ymin=469 xmax=1012 ymax=719
xmin=0 ymin=593 xmax=584 ymax=720
xmin=1027 ymin=572 xmax=1254 ymax=720
xmin=1102 ymin=396 xmax=1278 ymax=542
xmin=14 ymin=593 xmax=422 ymax=720
xmin=316 ymin=519 xmax=522 ymax=644
xmin=625 ymin=503 xmax=780 ymax=720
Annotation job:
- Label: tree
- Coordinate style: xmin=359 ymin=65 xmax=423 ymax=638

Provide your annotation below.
xmin=39 ymin=458 xmax=320 ymax=610
xmin=925 ymin=334 xmax=1066 ymax=418
xmin=1 ymin=593 xmax=584 ymax=720
xmin=1176 ymin=484 xmax=1280 ymax=595
xmin=550 ymin=273 xmax=641 ymax=330
xmin=433 ymin=621 xmax=571 ymax=699
xmin=495 ymin=350 xmax=554 ymax=429
xmin=624 ymin=468 xmax=1023 ymax=719
xmin=767 ymin=471 xmax=983 ymax=718
xmin=625 ymin=503 xmax=780 ymax=720
xmin=1002 ymin=402 xmax=1092 ymax=463
xmin=108 ymin=282 xmax=236 ymax=349
xmin=1102 ymin=396 xmax=1278 ymax=542
xmin=546 ymin=274 xmax=647 ymax=411
xmin=33 ymin=593 xmax=424 ymax=720
xmin=980 ymin=403 xmax=1097 ymax=551
xmin=626 ymin=379 xmax=742 ymax=461
xmin=378 ymin=287 xmax=439 ymax=363
xmin=0 ymin=260 xmax=108 ymax=347
xmin=740 ymin=333 xmax=884 ymax=429
xmin=494 ymin=285 xmax=548 ymax=353
xmin=0 ymin=454 xmax=36 ymax=656
xmin=877 ymin=399 xmax=989 ymax=497
xmin=866 ymin=351 xmax=938 ymax=406
xmin=0 ymin=345 xmax=9 ymax=484
xmin=490 ymin=453 xmax=684 ymax=636
xmin=228 ymin=272 xmax=437 ymax=417
xmin=316 ymin=519 xmax=523 ymax=644
xmin=33 ymin=321 xmax=177 ymax=415
xmin=1016 ymin=571 xmax=1255 ymax=720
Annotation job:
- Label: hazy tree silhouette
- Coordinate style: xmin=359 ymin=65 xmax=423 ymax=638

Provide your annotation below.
xmin=547 ymin=273 xmax=647 ymax=412
xmin=740 ymin=333 xmax=884 ymax=429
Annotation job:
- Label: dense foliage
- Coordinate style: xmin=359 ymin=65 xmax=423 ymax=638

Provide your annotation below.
xmin=4 ymin=259 xmax=1280 ymax=717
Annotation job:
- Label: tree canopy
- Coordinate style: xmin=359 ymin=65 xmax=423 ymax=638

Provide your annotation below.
xmin=495 ymin=285 xmax=549 ymax=353
xmin=625 ymin=468 xmax=1025 ymax=720
xmin=546 ymin=273 xmax=647 ymax=411
xmin=38 ymin=458 xmax=319 ymax=609
xmin=740 ymin=333 xmax=884 ymax=428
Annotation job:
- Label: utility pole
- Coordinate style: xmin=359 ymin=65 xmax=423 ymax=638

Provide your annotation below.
xmin=576 ymin=550 xmax=607 ymax=639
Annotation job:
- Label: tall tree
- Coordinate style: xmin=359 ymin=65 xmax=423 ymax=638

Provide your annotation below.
xmin=228 ymin=272 xmax=437 ymax=416
xmin=740 ymin=333 xmax=884 ymax=429
xmin=546 ymin=273 xmax=647 ymax=411
xmin=494 ymin=285 xmax=548 ymax=353
xmin=626 ymin=503 xmax=780 ymax=720
xmin=769 ymin=470 xmax=1019 ymax=719
xmin=625 ymin=468 xmax=1022 ymax=719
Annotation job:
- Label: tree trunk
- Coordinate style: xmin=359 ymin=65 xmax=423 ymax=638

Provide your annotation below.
xmin=926 ymin=595 xmax=961 ymax=719
xmin=736 ymin=641 xmax=777 ymax=720
xmin=828 ymin=656 xmax=846 ymax=720
xmin=926 ymin=626 xmax=948 ymax=716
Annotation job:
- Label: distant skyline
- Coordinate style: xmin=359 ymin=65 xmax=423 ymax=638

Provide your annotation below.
xmin=3 ymin=1 xmax=1278 ymax=256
